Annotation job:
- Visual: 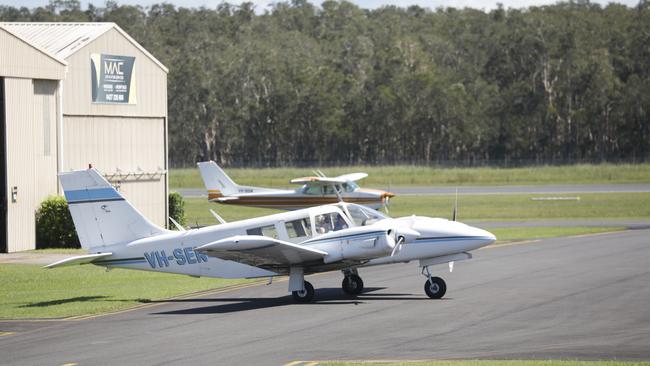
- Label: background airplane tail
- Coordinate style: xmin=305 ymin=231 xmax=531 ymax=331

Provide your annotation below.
xmin=197 ymin=161 xmax=240 ymax=197
xmin=59 ymin=169 xmax=168 ymax=250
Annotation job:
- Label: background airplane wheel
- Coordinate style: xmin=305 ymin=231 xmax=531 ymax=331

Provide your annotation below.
xmin=424 ymin=277 xmax=446 ymax=299
xmin=342 ymin=274 xmax=364 ymax=295
xmin=292 ymin=281 xmax=314 ymax=303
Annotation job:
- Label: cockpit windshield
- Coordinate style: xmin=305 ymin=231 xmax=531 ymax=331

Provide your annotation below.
xmin=341 ymin=181 xmax=358 ymax=192
xmin=340 ymin=203 xmax=388 ymax=226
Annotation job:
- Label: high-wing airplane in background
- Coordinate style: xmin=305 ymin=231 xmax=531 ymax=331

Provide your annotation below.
xmin=47 ymin=168 xmax=496 ymax=302
xmin=197 ymin=161 xmax=395 ymax=210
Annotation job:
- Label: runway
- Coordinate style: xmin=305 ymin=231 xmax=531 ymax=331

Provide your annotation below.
xmin=176 ymin=183 xmax=650 ymax=198
xmin=1 ymin=230 xmax=649 ymax=365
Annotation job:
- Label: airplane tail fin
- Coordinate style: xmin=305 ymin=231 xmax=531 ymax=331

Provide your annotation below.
xmin=197 ymin=161 xmax=240 ymax=198
xmin=59 ymin=168 xmax=168 ymax=250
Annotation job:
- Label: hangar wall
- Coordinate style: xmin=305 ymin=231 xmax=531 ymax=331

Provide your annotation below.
xmin=1 ymin=22 xmax=168 ymax=252
xmin=59 ymin=26 xmax=168 ymax=227
xmin=4 ymin=78 xmax=59 ymax=251
xmin=63 ymin=116 xmax=166 ymax=223
xmin=62 ymin=28 xmax=167 ymax=117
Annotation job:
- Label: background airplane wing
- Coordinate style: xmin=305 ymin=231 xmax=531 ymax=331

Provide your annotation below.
xmin=195 ymin=235 xmax=328 ymax=269
xmin=289 ymin=176 xmax=346 ymax=185
xmin=335 ymin=172 xmax=368 ymax=182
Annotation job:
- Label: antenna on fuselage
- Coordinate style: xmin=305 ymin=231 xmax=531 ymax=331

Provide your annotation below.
xmin=452 ymin=187 xmax=458 ymax=221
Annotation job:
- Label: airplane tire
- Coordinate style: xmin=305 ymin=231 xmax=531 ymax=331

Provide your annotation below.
xmin=342 ymin=274 xmax=364 ymax=295
xmin=424 ymin=277 xmax=446 ymax=299
xmin=292 ymin=281 xmax=315 ymax=303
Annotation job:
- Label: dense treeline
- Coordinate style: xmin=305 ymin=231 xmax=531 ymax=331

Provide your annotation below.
xmin=2 ymin=0 xmax=649 ymax=166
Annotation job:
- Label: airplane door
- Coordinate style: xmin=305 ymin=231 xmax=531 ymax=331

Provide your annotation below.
xmin=0 ymin=78 xmax=7 ymax=253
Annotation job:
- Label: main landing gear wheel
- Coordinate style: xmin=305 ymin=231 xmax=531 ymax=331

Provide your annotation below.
xmin=292 ymin=281 xmax=314 ymax=303
xmin=424 ymin=277 xmax=446 ymax=299
xmin=342 ymin=274 xmax=364 ymax=295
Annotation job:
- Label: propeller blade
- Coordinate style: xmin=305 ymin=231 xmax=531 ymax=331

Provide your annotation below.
xmin=391 ymin=236 xmax=405 ymax=256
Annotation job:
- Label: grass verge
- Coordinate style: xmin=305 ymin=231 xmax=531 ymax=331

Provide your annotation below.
xmin=170 ymin=163 xmax=650 ymax=189
xmin=183 ymin=193 xmax=650 ymax=226
xmin=0 ymin=264 xmax=253 ymax=319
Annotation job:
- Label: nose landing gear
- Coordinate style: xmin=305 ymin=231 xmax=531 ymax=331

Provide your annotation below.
xmin=422 ymin=266 xmax=446 ymax=299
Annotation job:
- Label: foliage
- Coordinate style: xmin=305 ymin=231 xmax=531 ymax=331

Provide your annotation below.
xmin=3 ymin=0 xmax=650 ymax=166
xmin=35 ymin=196 xmax=80 ymax=249
xmin=168 ymin=191 xmax=186 ymax=228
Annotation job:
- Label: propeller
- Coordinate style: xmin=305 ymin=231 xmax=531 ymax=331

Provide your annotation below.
xmin=383 ymin=195 xmax=391 ymax=214
xmin=390 ymin=235 xmax=405 ymax=257
xmin=381 ymin=224 xmax=420 ymax=256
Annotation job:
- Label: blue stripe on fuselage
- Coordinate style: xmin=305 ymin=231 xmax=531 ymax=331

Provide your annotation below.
xmin=64 ymin=188 xmax=123 ymax=204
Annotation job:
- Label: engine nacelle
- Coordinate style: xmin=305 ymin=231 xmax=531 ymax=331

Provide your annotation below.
xmin=321 ymin=230 xmax=395 ymax=264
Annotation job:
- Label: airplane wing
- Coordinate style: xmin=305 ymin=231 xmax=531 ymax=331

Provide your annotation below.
xmin=289 ymin=176 xmax=346 ymax=185
xmin=44 ymin=252 xmax=113 ymax=269
xmin=335 ymin=172 xmax=368 ymax=182
xmin=195 ymin=235 xmax=328 ymax=270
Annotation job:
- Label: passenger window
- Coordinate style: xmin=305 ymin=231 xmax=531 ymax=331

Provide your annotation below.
xmin=314 ymin=212 xmax=349 ymax=234
xmin=285 ymin=218 xmax=312 ymax=238
xmin=246 ymin=225 xmax=279 ymax=239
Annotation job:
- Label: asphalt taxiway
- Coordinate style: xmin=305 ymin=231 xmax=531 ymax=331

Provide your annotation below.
xmin=1 ymin=229 xmax=649 ymax=365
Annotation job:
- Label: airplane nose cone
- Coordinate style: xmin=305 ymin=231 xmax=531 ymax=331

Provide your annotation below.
xmin=474 ymin=227 xmax=496 ymax=246
xmin=383 ymin=192 xmax=395 ymax=198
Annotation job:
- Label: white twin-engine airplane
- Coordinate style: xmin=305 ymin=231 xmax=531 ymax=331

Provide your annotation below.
xmin=47 ymin=168 xmax=496 ymax=303
xmin=197 ymin=161 xmax=395 ymax=210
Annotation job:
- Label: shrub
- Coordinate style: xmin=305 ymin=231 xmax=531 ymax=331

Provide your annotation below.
xmin=35 ymin=196 xmax=80 ymax=249
xmin=168 ymin=191 xmax=186 ymax=229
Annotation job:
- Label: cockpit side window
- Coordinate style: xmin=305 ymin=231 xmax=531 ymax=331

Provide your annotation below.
xmin=246 ymin=225 xmax=279 ymax=239
xmin=285 ymin=218 xmax=312 ymax=238
xmin=303 ymin=185 xmax=322 ymax=195
xmin=323 ymin=185 xmax=335 ymax=195
xmin=314 ymin=212 xmax=349 ymax=234
xmin=342 ymin=181 xmax=358 ymax=192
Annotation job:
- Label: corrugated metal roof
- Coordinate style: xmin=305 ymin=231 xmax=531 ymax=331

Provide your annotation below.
xmin=0 ymin=22 xmax=167 ymax=73
xmin=1 ymin=22 xmax=113 ymax=60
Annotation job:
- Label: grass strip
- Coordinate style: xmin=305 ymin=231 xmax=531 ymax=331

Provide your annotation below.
xmin=183 ymin=193 xmax=650 ymax=226
xmin=0 ymin=264 xmax=252 ymax=319
xmin=170 ymin=164 xmax=650 ymax=189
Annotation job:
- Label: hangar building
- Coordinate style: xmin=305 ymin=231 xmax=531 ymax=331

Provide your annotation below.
xmin=0 ymin=22 xmax=168 ymax=253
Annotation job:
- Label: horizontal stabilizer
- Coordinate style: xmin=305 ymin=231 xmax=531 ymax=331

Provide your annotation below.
xmin=44 ymin=252 xmax=113 ymax=269
xmin=195 ymin=235 xmax=327 ymax=268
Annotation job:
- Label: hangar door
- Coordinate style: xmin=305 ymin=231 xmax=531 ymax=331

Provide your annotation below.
xmin=0 ymin=78 xmax=6 ymax=253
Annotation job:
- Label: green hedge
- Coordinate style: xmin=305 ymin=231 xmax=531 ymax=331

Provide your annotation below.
xmin=35 ymin=193 xmax=187 ymax=248
xmin=168 ymin=191 xmax=186 ymax=229
xmin=35 ymin=196 xmax=80 ymax=249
